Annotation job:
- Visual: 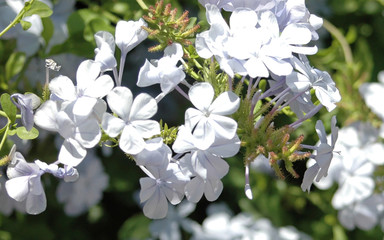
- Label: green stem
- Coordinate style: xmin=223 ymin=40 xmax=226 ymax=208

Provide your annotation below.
xmin=136 ymin=0 xmax=148 ymax=10
xmin=0 ymin=0 xmax=36 ymax=38
xmin=0 ymin=123 xmax=10 ymax=153
xmin=323 ymin=19 xmax=354 ymax=64
xmin=0 ymin=111 xmax=7 ymax=118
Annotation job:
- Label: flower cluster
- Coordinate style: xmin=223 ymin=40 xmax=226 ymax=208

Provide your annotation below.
xmin=0 ymin=0 xmax=341 ymax=221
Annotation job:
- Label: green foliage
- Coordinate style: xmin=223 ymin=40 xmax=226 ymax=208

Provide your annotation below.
xmin=5 ymin=52 xmax=26 ymax=84
xmin=0 ymin=94 xmax=17 ymax=125
xmin=118 ymin=214 xmax=151 ymax=240
xmin=15 ymin=127 xmax=39 ymax=140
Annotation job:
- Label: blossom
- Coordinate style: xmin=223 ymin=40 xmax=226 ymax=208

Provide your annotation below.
xmin=338 ymin=194 xmax=384 ymax=231
xmin=102 ymin=86 xmax=160 ymax=155
xmin=34 ymin=160 xmax=79 ymax=182
xmin=34 ymin=100 xmax=101 ymax=166
xmin=139 ymin=162 xmax=189 ymax=219
xmin=10 ymin=93 xmax=41 ymax=131
xmin=360 ymin=70 xmax=384 ymax=121
xmin=5 ymin=146 xmax=46 ymax=215
xmin=0 ymin=176 xmax=26 ymax=215
xmin=49 ymin=59 xmax=114 ymax=121
xmin=56 ymin=151 xmax=109 ymax=216
xmin=149 ymin=201 xmax=199 ymax=240
xmin=286 ymin=56 xmax=341 ymax=111
xmin=301 ymin=116 xmax=338 ymax=192
xmin=115 ymin=18 xmax=148 ymax=56
xmin=331 ymin=147 xmax=375 ymax=209
xmin=137 ymin=43 xmax=186 ymax=94
xmin=94 ymin=31 xmax=117 ymax=72
xmin=184 ymin=82 xmax=240 ymax=150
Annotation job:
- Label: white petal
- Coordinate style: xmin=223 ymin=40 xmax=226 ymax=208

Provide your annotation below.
xmin=208 ymin=134 xmax=241 ymax=157
xmin=185 ymin=177 xmax=204 ymax=203
xmin=84 ymin=75 xmax=114 ymax=98
xmin=204 ymin=178 xmax=223 ymax=201
xmin=115 ymin=19 xmax=148 ymax=55
xmin=119 ymin=125 xmax=145 ymax=155
xmin=230 ymin=8 xmax=257 ymax=30
xmin=189 ymin=82 xmax=214 ymax=111
xmin=209 ymin=114 xmax=238 ymax=140
xmin=129 ymin=93 xmax=157 ymax=121
xmin=58 ymin=139 xmax=87 ymax=167
xmin=72 ymin=96 xmax=97 ymax=118
xmin=130 ymin=120 xmax=160 ymax=138
xmin=107 ymin=86 xmax=133 ymax=120
xmin=34 ymin=100 xmax=59 ymax=132
xmin=209 ymin=91 xmax=240 ymax=115
xmin=26 ymin=191 xmax=46 ymax=215
xmin=76 ymin=60 xmax=101 ymax=91
xmin=56 ymin=111 xmax=75 ymax=139
xmin=75 ymin=118 xmax=101 ymax=148
xmin=281 ymin=24 xmax=311 ymax=45
xmin=5 ymin=176 xmax=30 ymax=202
xmin=137 ymin=59 xmax=161 ymax=87
xmin=192 ymin=117 xmax=215 ymax=150
xmin=140 ymin=177 xmax=157 ymax=202
xmin=143 ymin=188 xmax=168 ymax=219
xmin=49 ymin=75 xmax=76 ymax=101
xmin=101 ymin=113 xmax=126 ymax=137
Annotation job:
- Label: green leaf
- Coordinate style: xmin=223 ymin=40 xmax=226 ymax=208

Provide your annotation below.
xmin=5 ymin=52 xmax=26 ymax=81
xmin=24 ymin=1 xmax=53 ymax=18
xmin=118 ymin=214 xmax=151 ymax=240
xmin=16 ymin=127 xmax=39 ymax=140
xmin=7 ymin=129 xmax=16 ymax=136
xmin=41 ymin=17 xmax=54 ymax=45
xmin=84 ymin=18 xmax=114 ymax=42
xmin=20 ymin=20 xmax=32 ymax=30
xmin=0 ymin=93 xmax=17 ymax=124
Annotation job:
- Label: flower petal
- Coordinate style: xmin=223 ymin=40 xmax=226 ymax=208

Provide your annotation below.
xmin=107 ymin=86 xmax=133 ymax=120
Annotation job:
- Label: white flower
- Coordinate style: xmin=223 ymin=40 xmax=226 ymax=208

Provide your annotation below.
xmin=149 ymin=201 xmax=199 ymax=240
xmin=286 ymin=56 xmax=341 ymax=112
xmin=56 ymin=151 xmax=109 ymax=216
xmin=102 ymin=86 xmax=160 ymax=155
xmin=34 ymin=100 xmax=101 ymax=166
xmin=94 ymin=31 xmax=117 ymax=72
xmin=115 ymin=18 xmax=148 ymax=56
xmin=139 ymin=162 xmax=189 ymax=219
xmin=173 ymin=125 xmax=240 ymax=180
xmin=10 ymin=93 xmax=41 ymax=131
xmin=0 ymin=176 xmax=26 ymax=216
xmin=5 ymin=146 xmax=46 ymax=215
xmin=331 ymin=147 xmax=375 ymax=209
xmin=184 ymin=82 xmax=240 ymax=150
xmin=301 ymin=116 xmax=338 ymax=192
xmin=338 ymin=194 xmax=384 ymax=230
xmin=137 ymin=43 xmax=186 ymax=94
xmin=49 ymin=60 xmax=114 ymax=121
xmin=360 ymin=70 xmax=384 ymax=121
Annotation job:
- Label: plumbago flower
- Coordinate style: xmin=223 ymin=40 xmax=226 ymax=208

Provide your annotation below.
xmin=301 ymin=116 xmax=338 ymax=192
xmin=136 ymin=139 xmax=189 ymax=219
xmin=196 ymin=3 xmax=318 ymax=78
xmin=56 ymin=150 xmax=109 ymax=216
xmin=137 ymin=43 xmax=186 ymax=94
xmin=5 ymin=145 xmax=46 ymax=215
xmin=10 ymin=93 xmax=41 ymax=131
xmin=286 ymin=56 xmax=341 ymax=112
xmin=102 ymin=86 xmax=160 ymax=155
xmin=184 ymin=82 xmax=240 ymax=150
xmin=34 ymin=100 xmax=101 ymax=166
xmin=172 ymin=125 xmax=240 ymax=203
xmin=48 ymin=59 xmax=114 ymax=121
